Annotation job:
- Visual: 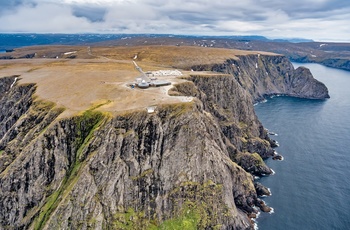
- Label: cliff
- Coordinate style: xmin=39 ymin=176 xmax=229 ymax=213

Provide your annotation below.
xmin=0 ymin=50 xmax=329 ymax=229
xmin=190 ymin=54 xmax=330 ymax=102
xmin=290 ymin=56 xmax=350 ymax=72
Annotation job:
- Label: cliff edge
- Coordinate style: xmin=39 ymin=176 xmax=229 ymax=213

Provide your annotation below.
xmin=0 ymin=46 xmax=329 ymax=229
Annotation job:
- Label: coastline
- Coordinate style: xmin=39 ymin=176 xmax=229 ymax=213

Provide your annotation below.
xmin=254 ymin=63 xmax=350 ymax=229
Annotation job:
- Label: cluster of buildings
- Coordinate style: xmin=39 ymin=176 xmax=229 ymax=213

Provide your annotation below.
xmin=145 ymin=70 xmax=183 ymax=78
xmin=131 ymin=61 xmax=182 ymax=89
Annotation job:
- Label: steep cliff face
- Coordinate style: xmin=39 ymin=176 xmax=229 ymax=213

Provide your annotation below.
xmin=169 ymin=75 xmax=274 ymax=176
xmin=0 ymin=98 xmax=256 ymax=229
xmin=0 ymin=76 xmax=35 ymax=146
xmin=191 ymin=54 xmax=330 ymax=102
xmin=0 ymin=54 xmax=330 ymax=230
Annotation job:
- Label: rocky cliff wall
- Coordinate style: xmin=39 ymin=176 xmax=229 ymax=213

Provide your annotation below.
xmin=0 ymin=99 xmax=257 ymax=229
xmin=169 ymin=75 xmax=274 ymax=176
xmin=0 ymin=54 xmax=330 ymax=230
xmin=191 ymin=54 xmax=330 ymax=102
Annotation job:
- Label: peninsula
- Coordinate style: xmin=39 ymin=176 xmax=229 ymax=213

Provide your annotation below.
xmin=0 ymin=45 xmax=329 ymax=229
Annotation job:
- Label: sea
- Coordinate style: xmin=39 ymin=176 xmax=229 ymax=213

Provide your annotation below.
xmin=254 ymin=63 xmax=350 ymax=230
xmin=0 ymin=33 xmax=171 ymax=52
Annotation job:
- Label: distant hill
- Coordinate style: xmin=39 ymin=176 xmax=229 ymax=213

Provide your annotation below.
xmin=1 ymin=33 xmax=349 ymax=71
xmin=0 ymin=33 xmax=134 ymax=51
xmin=0 ymin=33 xmax=312 ymax=51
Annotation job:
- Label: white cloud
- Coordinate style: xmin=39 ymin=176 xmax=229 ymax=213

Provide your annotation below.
xmin=216 ymin=21 xmax=264 ymax=33
xmin=0 ymin=0 xmax=349 ymax=41
xmin=0 ymin=3 xmax=96 ymax=33
xmin=60 ymin=0 xmax=124 ymax=4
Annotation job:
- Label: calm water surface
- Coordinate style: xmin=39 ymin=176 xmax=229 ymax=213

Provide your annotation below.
xmin=254 ymin=63 xmax=350 ymax=230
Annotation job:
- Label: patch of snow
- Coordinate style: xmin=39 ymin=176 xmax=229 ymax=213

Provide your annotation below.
xmin=10 ymin=77 xmax=18 ymax=89
xmin=64 ymin=51 xmax=77 ymax=55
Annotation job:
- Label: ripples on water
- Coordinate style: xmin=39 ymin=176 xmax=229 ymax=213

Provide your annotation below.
xmin=254 ymin=63 xmax=350 ymax=230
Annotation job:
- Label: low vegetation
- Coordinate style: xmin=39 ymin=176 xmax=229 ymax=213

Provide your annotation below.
xmin=111 ymin=180 xmax=227 ymax=230
xmin=33 ymin=109 xmax=106 ymax=229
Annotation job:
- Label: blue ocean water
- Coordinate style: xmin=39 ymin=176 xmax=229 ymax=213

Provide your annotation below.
xmin=0 ymin=33 xmax=139 ymax=50
xmin=0 ymin=33 xmax=209 ymax=51
xmin=254 ymin=63 xmax=350 ymax=230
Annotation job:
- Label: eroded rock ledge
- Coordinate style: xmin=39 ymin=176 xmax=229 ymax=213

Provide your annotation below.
xmin=0 ymin=54 xmax=329 ymax=229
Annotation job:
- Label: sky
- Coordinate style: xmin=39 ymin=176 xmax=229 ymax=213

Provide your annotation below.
xmin=0 ymin=0 xmax=349 ymax=42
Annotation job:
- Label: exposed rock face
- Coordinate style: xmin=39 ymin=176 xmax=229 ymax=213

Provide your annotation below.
xmin=0 ymin=54 xmax=330 ymax=229
xmin=290 ymin=56 xmax=350 ymax=72
xmin=191 ymin=54 xmax=330 ymax=102
xmin=0 ymin=76 xmax=35 ymax=145
xmin=272 ymin=155 xmax=283 ymax=161
xmin=256 ymin=199 xmax=272 ymax=213
xmin=254 ymin=182 xmax=271 ymax=197
xmin=0 ymin=99 xmax=256 ymax=229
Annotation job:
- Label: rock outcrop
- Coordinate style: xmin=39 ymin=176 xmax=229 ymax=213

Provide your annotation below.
xmin=191 ymin=54 xmax=330 ymax=102
xmin=0 ymin=54 xmax=329 ymax=229
xmin=254 ymin=182 xmax=271 ymax=197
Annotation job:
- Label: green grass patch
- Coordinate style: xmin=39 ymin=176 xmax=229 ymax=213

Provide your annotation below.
xmin=158 ymin=202 xmax=200 ymax=230
xmin=251 ymin=152 xmax=264 ymax=167
xmin=112 ymin=203 xmax=200 ymax=230
xmin=90 ymin=100 xmax=112 ymax=111
xmin=113 ymin=208 xmax=156 ymax=230
xmin=33 ymin=109 xmax=106 ymax=229
xmin=75 ymin=109 xmax=105 ymax=159
xmin=33 ymin=179 xmax=67 ymax=229
xmin=111 ymin=180 xmax=226 ymax=229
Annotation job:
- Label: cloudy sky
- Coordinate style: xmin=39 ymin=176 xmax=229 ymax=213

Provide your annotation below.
xmin=0 ymin=0 xmax=349 ymax=41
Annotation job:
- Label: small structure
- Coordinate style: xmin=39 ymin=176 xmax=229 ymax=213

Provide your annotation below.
xmin=132 ymin=61 xmax=173 ymax=89
xmin=150 ymin=81 xmax=171 ymax=87
xmin=147 ymin=106 xmax=157 ymax=114
xmin=137 ymin=80 xmax=150 ymax=89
